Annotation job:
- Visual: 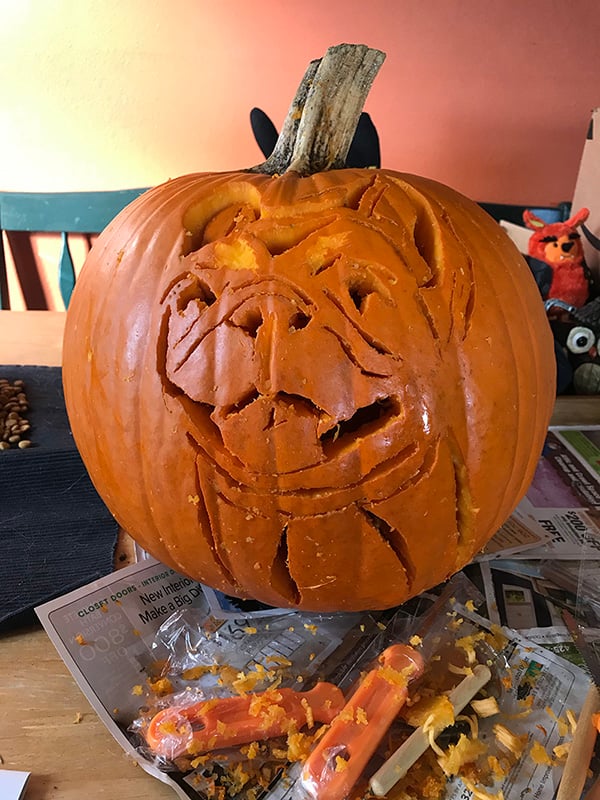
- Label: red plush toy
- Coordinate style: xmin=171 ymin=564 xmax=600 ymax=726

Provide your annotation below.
xmin=523 ymin=207 xmax=592 ymax=309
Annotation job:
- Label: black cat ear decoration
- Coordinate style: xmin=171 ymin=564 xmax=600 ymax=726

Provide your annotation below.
xmin=250 ymin=108 xmax=279 ymax=160
xmin=250 ymin=107 xmax=381 ymax=168
xmin=346 ymin=111 xmax=380 ymax=169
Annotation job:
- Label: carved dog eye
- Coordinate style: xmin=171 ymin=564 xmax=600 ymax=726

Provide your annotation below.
xmin=193 ymin=279 xmax=217 ymax=308
xmin=166 ymin=274 xmax=219 ymax=313
xmin=347 ymin=274 xmax=383 ymax=313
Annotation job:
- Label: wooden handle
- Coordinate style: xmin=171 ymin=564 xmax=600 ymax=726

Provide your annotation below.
xmin=556 ymin=683 xmax=600 ymax=800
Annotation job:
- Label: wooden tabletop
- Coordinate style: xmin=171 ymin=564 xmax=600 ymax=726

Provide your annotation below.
xmin=0 ymin=310 xmax=65 ymax=367
xmin=0 ymin=309 xmax=598 ymax=799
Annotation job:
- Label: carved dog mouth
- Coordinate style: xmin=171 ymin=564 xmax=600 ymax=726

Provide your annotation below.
xmin=211 ymin=391 xmax=402 ymax=473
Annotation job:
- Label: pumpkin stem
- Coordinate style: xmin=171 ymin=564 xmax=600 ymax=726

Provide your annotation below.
xmin=251 ymin=43 xmax=385 ymax=177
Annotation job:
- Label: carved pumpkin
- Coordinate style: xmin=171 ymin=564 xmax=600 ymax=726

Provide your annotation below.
xmin=62 ymin=46 xmax=555 ymax=611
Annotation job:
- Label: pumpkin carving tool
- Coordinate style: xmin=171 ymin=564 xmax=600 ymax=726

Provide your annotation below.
xmin=299 ymin=643 xmax=424 ymax=800
xmin=369 ymin=662 xmax=492 ymax=795
xmin=145 ymin=681 xmax=345 ymax=760
xmin=556 ymin=610 xmax=600 ymax=800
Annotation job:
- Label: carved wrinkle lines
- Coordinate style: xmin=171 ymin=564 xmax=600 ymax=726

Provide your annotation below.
xmin=167 ymin=292 xmax=263 ymax=374
xmin=269 ymin=524 xmax=301 ymax=606
xmin=322 ymin=290 xmax=396 ymax=359
xmin=359 ymin=508 xmax=415 ymax=588
xmin=189 ymin=477 xmax=239 ymax=590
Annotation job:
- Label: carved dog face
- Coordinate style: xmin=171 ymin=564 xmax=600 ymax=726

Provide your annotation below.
xmin=160 ymin=177 xmax=471 ymax=499
xmin=155 ymin=174 xmax=478 ymax=608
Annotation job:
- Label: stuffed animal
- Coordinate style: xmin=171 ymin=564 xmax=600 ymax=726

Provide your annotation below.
xmin=524 ymin=207 xmax=594 ymax=309
xmin=546 ymin=296 xmax=600 ymax=394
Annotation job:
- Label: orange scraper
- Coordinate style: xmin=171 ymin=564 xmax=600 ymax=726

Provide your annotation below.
xmin=145 ymin=681 xmax=346 ymax=760
xmin=300 ymin=644 xmax=424 ymax=800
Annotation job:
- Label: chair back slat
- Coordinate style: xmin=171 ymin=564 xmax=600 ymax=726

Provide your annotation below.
xmin=0 ymin=188 xmax=148 ymax=309
xmin=58 ymin=231 xmax=76 ymax=309
xmin=0 ymin=190 xmax=147 ymax=232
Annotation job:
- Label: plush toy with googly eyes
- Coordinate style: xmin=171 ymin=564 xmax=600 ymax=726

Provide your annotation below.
xmin=546 ymin=296 xmax=600 ymax=394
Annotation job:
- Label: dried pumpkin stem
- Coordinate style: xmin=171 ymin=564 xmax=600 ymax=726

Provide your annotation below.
xmin=251 ymin=43 xmax=386 ymax=177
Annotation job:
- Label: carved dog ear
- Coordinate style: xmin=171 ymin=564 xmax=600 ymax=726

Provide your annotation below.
xmin=346 ymin=112 xmax=381 ymax=168
xmin=250 ymin=107 xmax=279 ymax=158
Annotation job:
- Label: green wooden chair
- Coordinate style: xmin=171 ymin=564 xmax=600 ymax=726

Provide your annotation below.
xmin=0 ymin=188 xmax=148 ymax=309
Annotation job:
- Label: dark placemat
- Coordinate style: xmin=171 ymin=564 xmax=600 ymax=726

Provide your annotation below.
xmin=0 ymin=366 xmax=119 ymax=627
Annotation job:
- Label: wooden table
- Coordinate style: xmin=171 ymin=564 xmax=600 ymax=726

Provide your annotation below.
xmin=0 ymin=310 xmax=598 ymax=799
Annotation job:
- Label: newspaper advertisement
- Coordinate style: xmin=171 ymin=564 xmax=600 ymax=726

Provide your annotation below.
xmin=37 ymin=555 xmax=593 ymax=800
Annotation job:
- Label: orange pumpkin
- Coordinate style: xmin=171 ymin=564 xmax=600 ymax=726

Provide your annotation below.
xmin=62 ymin=46 xmax=555 ymax=612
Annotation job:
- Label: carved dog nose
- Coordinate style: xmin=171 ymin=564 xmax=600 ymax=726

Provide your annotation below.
xmin=230 ymin=295 xmax=311 ymax=337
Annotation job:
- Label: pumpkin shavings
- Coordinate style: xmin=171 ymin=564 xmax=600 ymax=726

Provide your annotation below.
xmin=553 ymin=741 xmax=570 ymax=761
xmin=148 ymin=677 xmax=174 ymax=696
xmin=182 ymin=665 xmax=214 ymax=681
xmin=335 ymin=755 xmax=349 ymax=772
xmin=286 ymin=731 xmax=315 ymax=761
xmin=529 ymin=739 xmax=553 ymax=766
xmin=471 ymin=696 xmax=500 ymax=718
xmin=492 ymin=723 xmax=528 ymax=759
xmin=403 ymin=694 xmax=455 ymax=730
xmin=437 ymin=732 xmax=487 ymax=776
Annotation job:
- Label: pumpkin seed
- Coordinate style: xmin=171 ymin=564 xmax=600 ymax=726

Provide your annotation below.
xmin=0 ymin=379 xmax=32 ymax=450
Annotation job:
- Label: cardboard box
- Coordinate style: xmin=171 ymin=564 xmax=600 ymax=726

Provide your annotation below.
xmin=572 ymin=108 xmax=600 ymax=283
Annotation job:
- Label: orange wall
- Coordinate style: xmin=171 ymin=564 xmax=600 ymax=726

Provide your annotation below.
xmin=0 ymin=0 xmax=599 ymax=205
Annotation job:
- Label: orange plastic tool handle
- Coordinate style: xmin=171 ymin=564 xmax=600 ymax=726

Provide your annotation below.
xmin=146 ymin=681 xmax=345 ymax=758
xmin=301 ymin=644 xmax=423 ymax=800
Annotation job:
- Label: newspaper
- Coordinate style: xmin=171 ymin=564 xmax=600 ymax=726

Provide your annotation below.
xmin=35 ymin=426 xmax=600 ymax=799
xmin=36 ymin=560 xmax=381 ymax=799
xmin=37 ymin=564 xmax=592 ymax=799
xmin=480 ymin=426 xmax=600 ymax=562
xmin=474 ymin=426 xmax=600 ymax=653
